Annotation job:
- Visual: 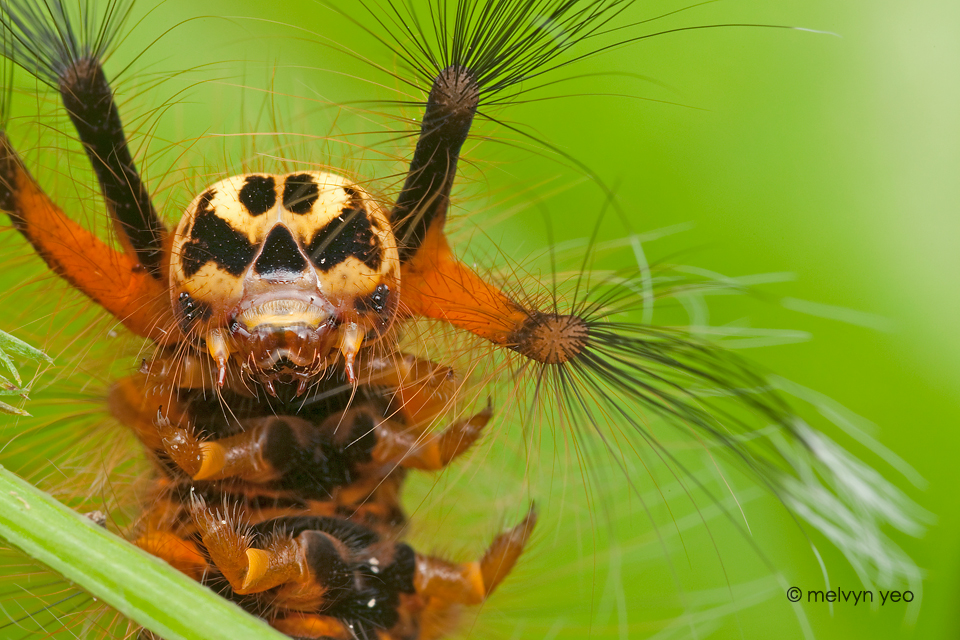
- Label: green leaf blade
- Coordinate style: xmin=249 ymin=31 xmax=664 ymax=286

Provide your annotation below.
xmin=0 ymin=467 xmax=288 ymax=640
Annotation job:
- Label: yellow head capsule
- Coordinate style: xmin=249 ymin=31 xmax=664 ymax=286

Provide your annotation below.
xmin=169 ymin=171 xmax=400 ymax=387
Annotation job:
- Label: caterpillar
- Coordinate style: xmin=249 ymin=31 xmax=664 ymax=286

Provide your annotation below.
xmin=0 ymin=1 xmax=923 ymax=639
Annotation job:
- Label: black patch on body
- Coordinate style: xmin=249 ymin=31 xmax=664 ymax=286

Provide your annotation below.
xmin=300 ymin=530 xmax=352 ymax=591
xmin=259 ymin=409 xmax=377 ymax=500
xmin=307 ymin=207 xmax=383 ymax=272
xmin=385 ymin=544 xmax=417 ymax=594
xmin=238 ymin=175 xmax=276 ymax=215
xmin=282 ymin=174 xmax=319 ymax=214
xmin=254 ymin=225 xmax=307 ymax=275
xmin=342 ymin=186 xmax=361 ymax=205
xmin=261 ymin=419 xmax=349 ymax=499
xmin=180 ymin=190 xmax=258 ymax=278
xmin=327 ymin=538 xmax=414 ymax=632
xmin=250 ymin=516 xmax=380 ymax=551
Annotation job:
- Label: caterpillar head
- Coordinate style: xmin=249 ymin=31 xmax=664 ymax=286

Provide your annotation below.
xmin=169 ymin=171 xmax=400 ymax=391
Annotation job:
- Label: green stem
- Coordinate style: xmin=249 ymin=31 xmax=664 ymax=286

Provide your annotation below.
xmin=0 ymin=466 xmax=287 ymax=640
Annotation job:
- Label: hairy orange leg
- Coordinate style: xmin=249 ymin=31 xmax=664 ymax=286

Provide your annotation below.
xmin=0 ymin=137 xmax=178 ymax=342
xmin=134 ymin=530 xmax=207 ymax=579
xmin=415 ymin=507 xmax=537 ymax=640
xmin=190 ymin=500 xmax=308 ymax=596
xmin=400 ymin=220 xmax=588 ymax=365
xmin=373 ymin=406 xmax=490 ymax=471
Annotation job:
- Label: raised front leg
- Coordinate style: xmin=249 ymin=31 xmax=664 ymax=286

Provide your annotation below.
xmin=0 ymin=137 xmax=176 ymax=341
xmin=0 ymin=9 xmax=176 ymax=338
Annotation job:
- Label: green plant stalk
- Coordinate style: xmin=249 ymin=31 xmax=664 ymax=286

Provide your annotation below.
xmin=0 ymin=465 xmax=288 ymax=640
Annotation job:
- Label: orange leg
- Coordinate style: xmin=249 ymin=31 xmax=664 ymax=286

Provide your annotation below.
xmin=400 ymin=220 xmax=589 ymax=365
xmin=190 ymin=499 xmax=312 ymax=597
xmin=272 ymin=614 xmax=353 ymax=639
xmin=357 ymin=351 xmax=462 ymax=425
xmin=415 ymin=506 xmax=537 ymax=606
xmin=415 ymin=507 xmax=537 ymax=640
xmin=0 ymin=136 xmax=178 ymax=342
xmin=373 ymin=406 xmax=490 ymax=471
xmin=134 ymin=530 xmax=207 ymax=579
xmin=157 ymin=414 xmax=340 ymax=484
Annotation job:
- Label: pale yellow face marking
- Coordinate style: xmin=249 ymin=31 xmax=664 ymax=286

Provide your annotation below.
xmin=186 ymin=262 xmax=244 ymax=305
xmin=321 ymin=259 xmax=390 ymax=301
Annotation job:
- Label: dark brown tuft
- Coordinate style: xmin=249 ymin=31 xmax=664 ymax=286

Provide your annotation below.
xmin=430 ymin=65 xmax=480 ymax=123
xmin=512 ymin=313 xmax=589 ymax=365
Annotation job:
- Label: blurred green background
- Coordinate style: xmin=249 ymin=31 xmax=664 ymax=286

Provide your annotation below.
xmin=1 ymin=0 xmax=957 ymax=639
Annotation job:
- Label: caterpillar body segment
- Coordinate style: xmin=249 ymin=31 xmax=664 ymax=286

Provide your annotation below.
xmin=119 ymin=357 xmax=527 ymax=638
